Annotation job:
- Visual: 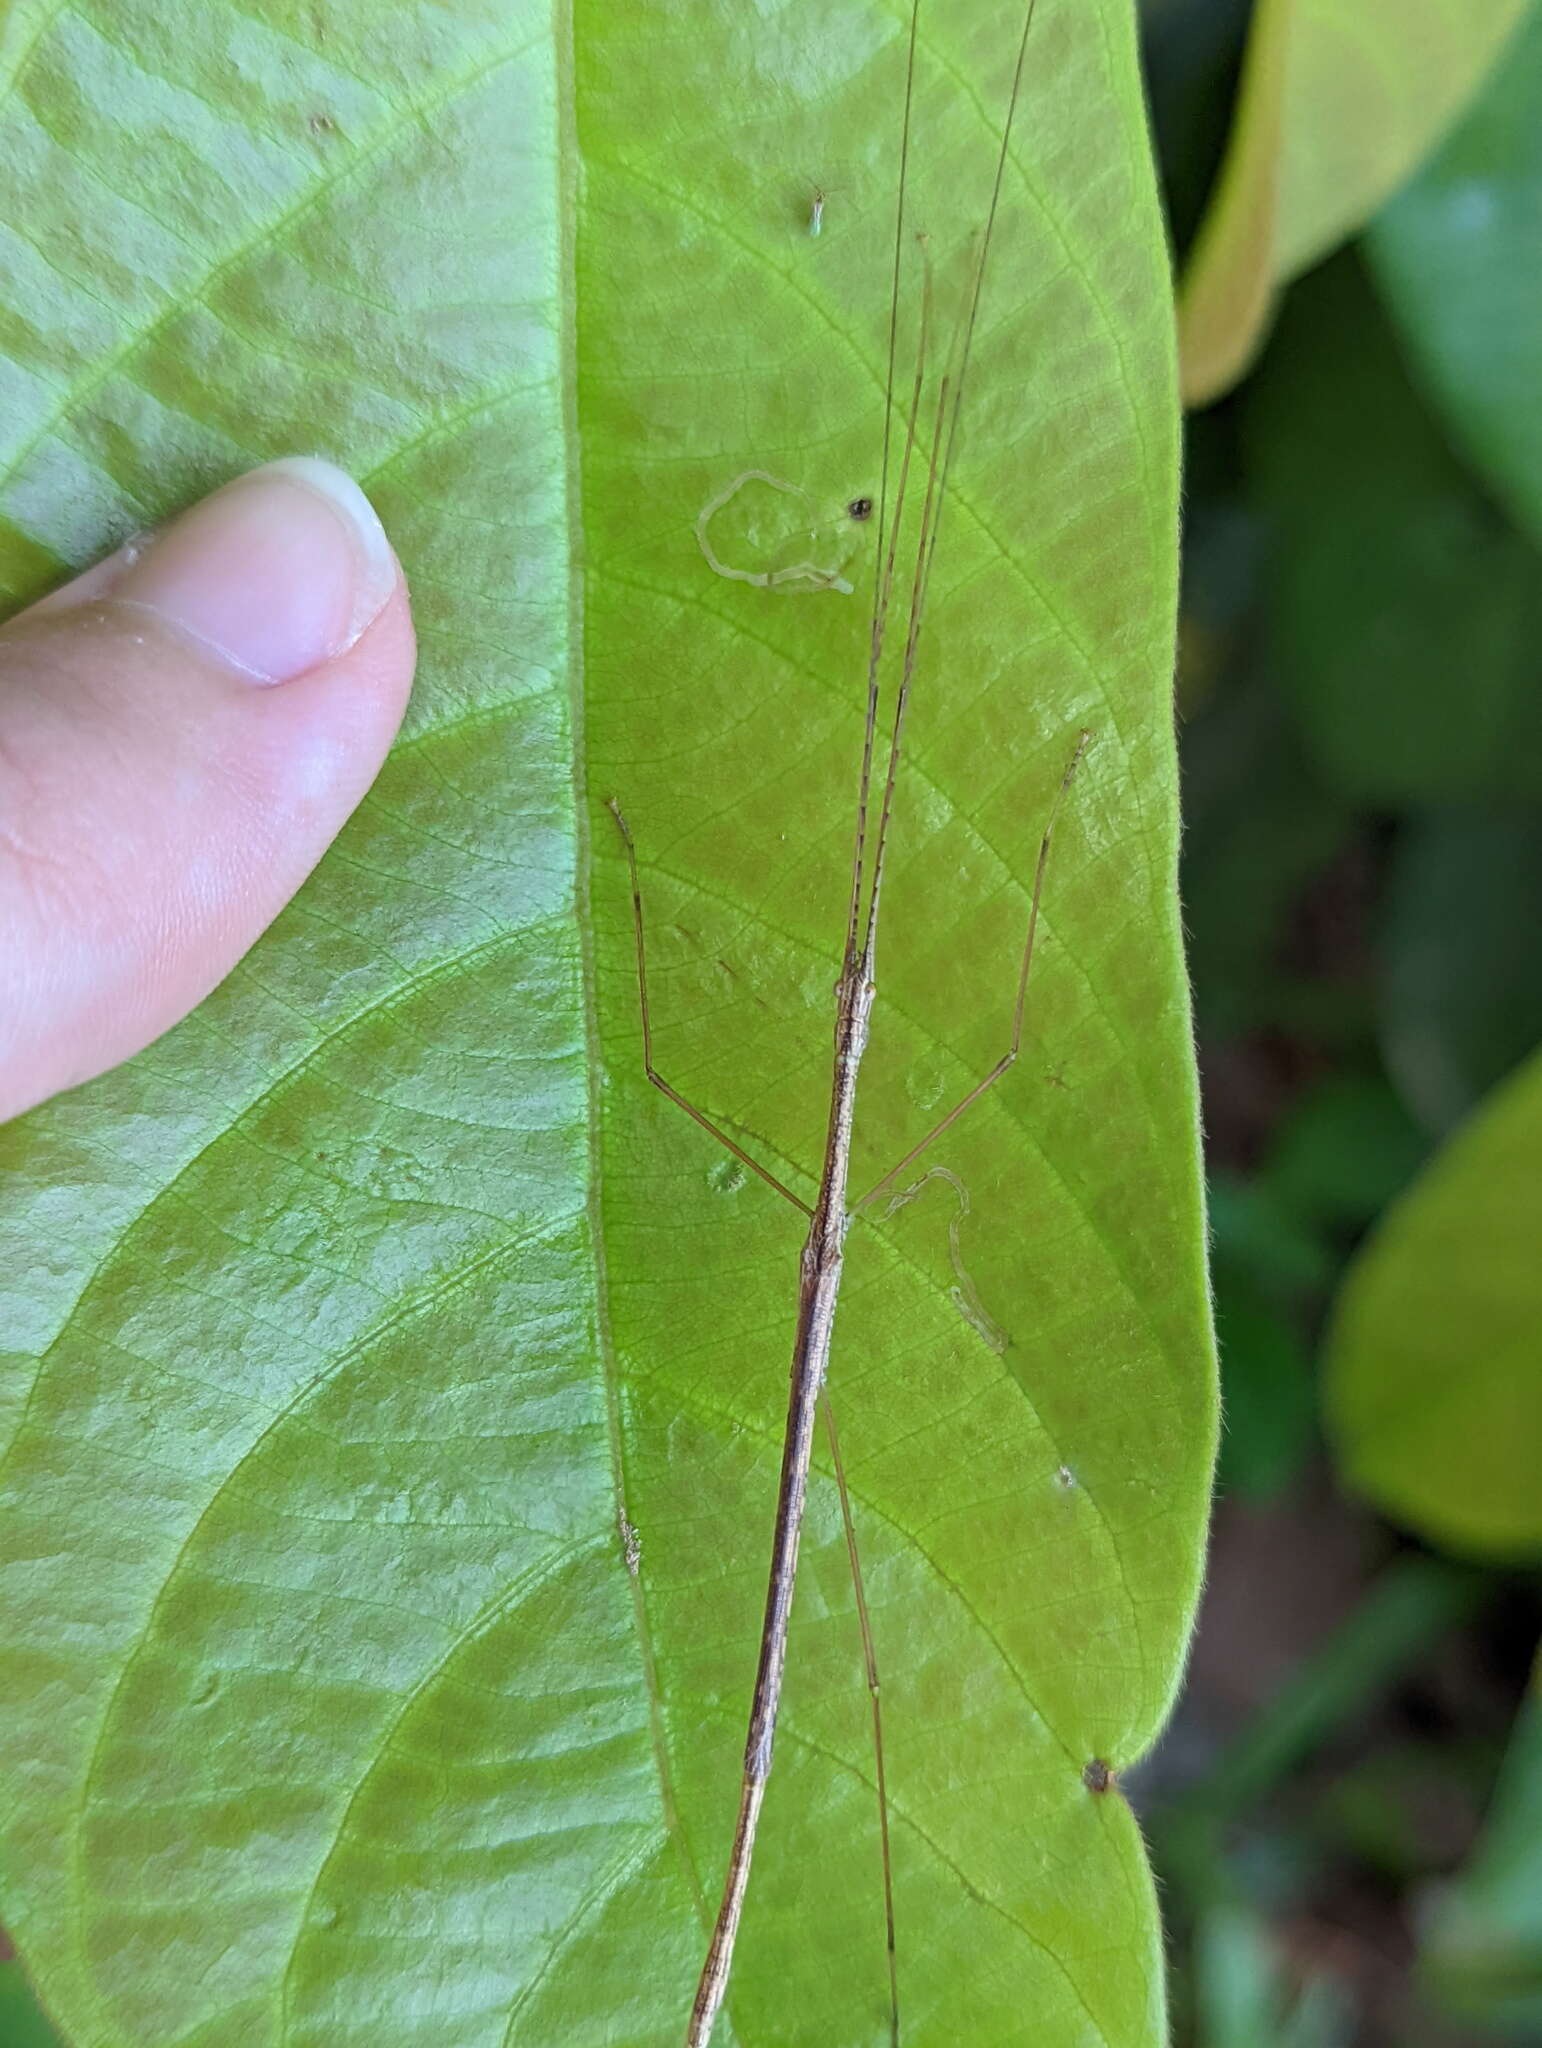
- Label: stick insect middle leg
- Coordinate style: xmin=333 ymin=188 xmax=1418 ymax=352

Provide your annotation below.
xmin=854 ymin=727 xmax=1091 ymax=1215
xmin=606 ymin=797 xmax=901 ymax=2044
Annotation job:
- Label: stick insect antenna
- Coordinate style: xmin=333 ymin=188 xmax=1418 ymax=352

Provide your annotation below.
xmin=861 ymin=0 xmax=1044 ymax=961
xmin=844 ymin=0 xmax=926 ymax=975
xmin=923 ymin=0 xmax=1042 ymax=606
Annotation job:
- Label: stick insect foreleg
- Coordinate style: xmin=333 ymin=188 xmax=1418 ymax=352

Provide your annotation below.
xmin=855 ymin=727 xmax=1090 ymax=1214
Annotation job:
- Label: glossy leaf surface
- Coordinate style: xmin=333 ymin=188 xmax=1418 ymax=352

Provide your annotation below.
xmin=1177 ymin=0 xmax=1531 ymax=405
xmin=0 ymin=3 xmax=1214 ymax=2041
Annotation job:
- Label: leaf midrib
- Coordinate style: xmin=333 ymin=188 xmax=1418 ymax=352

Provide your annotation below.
xmin=0 ymin=6 xmax=1201 ymax=2038
xmin=557 ymin=0 xmax=713 ymax=2011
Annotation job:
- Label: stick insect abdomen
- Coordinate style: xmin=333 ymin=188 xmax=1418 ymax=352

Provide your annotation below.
xmin=688 ymin=1248 xmax=837 ymax=2044
xmin=688 ymin=970 xmax=875 ymax=2045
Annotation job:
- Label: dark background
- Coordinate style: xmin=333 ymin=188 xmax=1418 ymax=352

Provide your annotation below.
xmin=1137 ymin=3 xmax=1542 ymax=2043
xmin=2 ymin=6 xmax=1538 ymax=2044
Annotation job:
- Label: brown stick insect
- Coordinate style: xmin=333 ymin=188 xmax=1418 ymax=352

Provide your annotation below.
xmin=607 ymin=1 xmax=1085 ymax=2037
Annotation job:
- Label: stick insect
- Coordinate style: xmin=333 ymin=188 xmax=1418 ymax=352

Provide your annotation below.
xmin=610 ymin=0 xmax=1083 ymax=2037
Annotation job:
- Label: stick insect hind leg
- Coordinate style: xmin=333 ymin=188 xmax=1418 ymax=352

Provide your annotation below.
xmin=605 ymin=796 xmax=902 ymax=2045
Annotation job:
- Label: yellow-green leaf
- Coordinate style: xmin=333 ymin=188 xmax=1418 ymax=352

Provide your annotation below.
xmin=1177 ymin=0 xmax=1533 ymax=406
xmin=0 ymin=2 xmax=1215 ymax=2041
xmin=1325 ymin=1047 xmax=1542 ymax=1558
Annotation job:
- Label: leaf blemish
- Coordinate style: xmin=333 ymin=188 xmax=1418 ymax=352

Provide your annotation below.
xmin=619 ymin=1509 xmax=642 ymax=1577
xmin=884 ymin=1166 xmax=1007 ymax=1354
xmin=695 ymin=469 xmax=856 ymax=596
xmin=1055 ymin=1464 xmax=1075 ymax=1489
xmin=1082 ymin=1758 xmax=1113 ymax=1794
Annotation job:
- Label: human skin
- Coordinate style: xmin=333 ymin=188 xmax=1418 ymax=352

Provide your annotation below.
xmin=0 ymin=458 xmax=417 ymax=1122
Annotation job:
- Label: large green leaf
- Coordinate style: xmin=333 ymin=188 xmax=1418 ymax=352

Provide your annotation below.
xmin=1176 ymin=0 xmax=1532 ymax=405
xmin=1368 ymin=2 xmax=1542 ymax=552
xmin=1324 ymin=1047 xmax=1542 ymax=1559
xmin=0 ymin=3 xmax=1214 ymax=2042
xmin=1245 ymin=253 xmax=1542 ymax=804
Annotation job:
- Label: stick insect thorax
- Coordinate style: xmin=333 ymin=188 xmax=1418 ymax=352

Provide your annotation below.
xmin=612 ymin=2 xmax=1070 ymax=2041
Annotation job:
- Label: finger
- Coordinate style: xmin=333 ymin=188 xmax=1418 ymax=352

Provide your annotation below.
xmin=0 ymin=457 xmax=416 ymax=1121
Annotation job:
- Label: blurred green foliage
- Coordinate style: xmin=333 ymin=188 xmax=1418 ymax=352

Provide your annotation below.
xmin=1248 ymin=254 xmax=1542 ymax=805
xmin=1192 ymin=1904 xmax=1354 ymax=2047
xmin=2 ymin=5 xmax=1538 ymax=2045
xmin=0 ymin=1959 xmax=59 ymax=2048
xmin=1421 ymin=1683 xmax=1542 ymax=2035
xmin=1173 ymin=0 xmax=1532 ymax=403
xmin=1380 ymin=812 xmax=1542 ymax=1133
xmin=1326 ymin=1048 xmax=1542 ymax=1557
xmin=1150 ymin=0 xmax=1542 ymax=2041
xmin=1370 ymin=3 xmax=1542 ymax=549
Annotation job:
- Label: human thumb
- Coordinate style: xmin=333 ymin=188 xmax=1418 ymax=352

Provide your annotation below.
xmin=0 ymin=457 xmax=415 ymax=1122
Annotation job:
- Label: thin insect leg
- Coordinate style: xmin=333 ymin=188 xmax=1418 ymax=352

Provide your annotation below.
xmin=847 ymin=247 xmax=934 ymax=950
xmin=854 ymin=730 xmax=1091 ymax=1213
xmin=869 ymin=0 xmax=919 ymax=596
xmin=821 ymin=1391 xmax=900 ymax=2048
xmin=875 ymin=250 xmax=935 ymax=671
xmin=851 ymin=225 xmax=980 ymax=977
xmin=607 ymin=799 xmax=812 ymax=1217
